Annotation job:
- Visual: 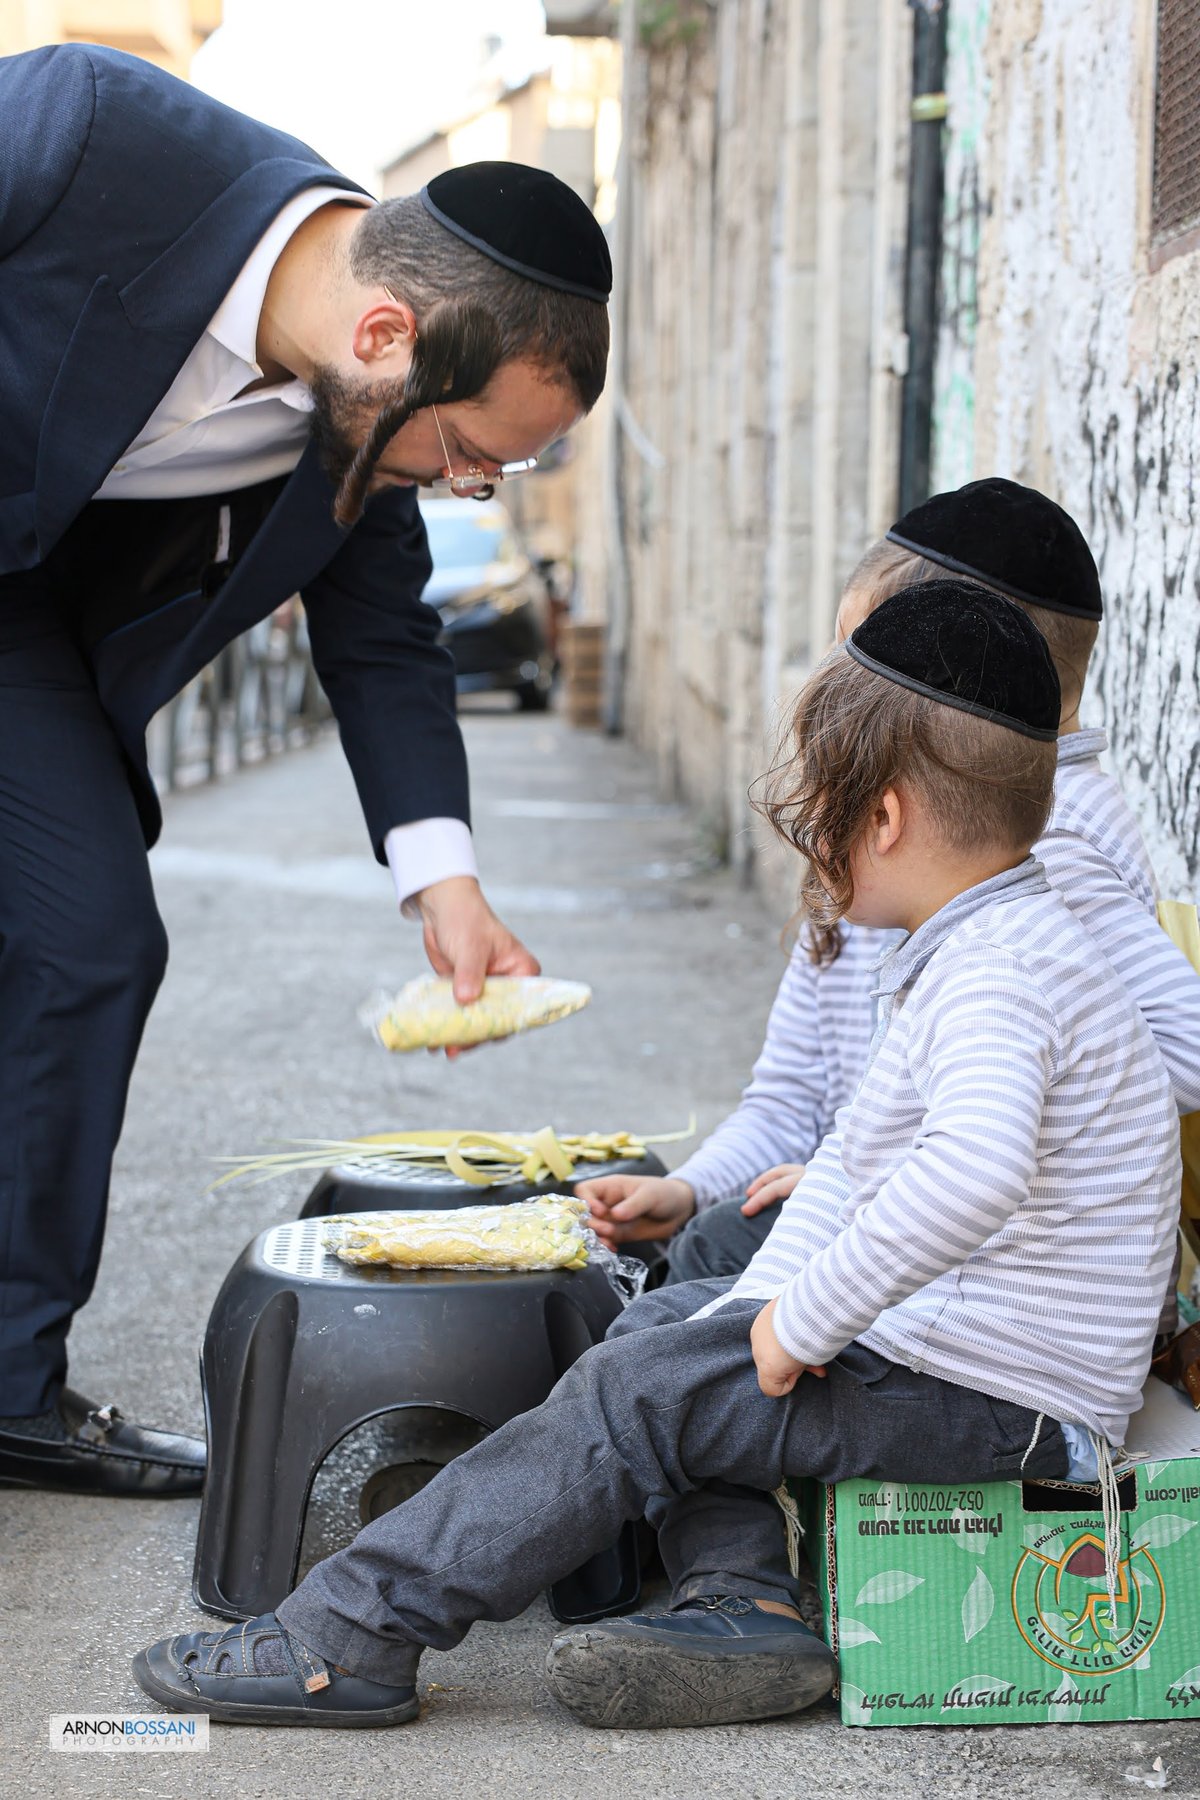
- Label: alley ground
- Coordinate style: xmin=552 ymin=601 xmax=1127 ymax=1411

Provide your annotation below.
xmin=1 ymin=701 xmax=1195 ymax=1798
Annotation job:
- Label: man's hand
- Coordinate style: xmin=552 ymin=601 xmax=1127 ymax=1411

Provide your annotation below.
xmin=742 ymin=1162 xmax=806 ymax=1216
xmin=578 ymin=1174 xmax=696 ymax=1247
xmin=415 ymin=876 xmax=539 ymax=1055
xmin=750 ymin=1297 xmax=825 ymax=1397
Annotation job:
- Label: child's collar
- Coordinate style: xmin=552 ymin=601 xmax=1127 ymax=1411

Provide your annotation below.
xmin=1055 ymin=727 xmax=1107 ymax=766
xmin=873 ymin=856 xmax=1050 ymax=998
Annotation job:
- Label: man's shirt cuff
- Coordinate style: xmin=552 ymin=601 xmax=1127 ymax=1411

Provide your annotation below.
xmin=384 ymin=818 xmax=478 ymax=917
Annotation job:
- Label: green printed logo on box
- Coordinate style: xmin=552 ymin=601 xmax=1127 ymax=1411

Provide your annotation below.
xmin=1012 ymin=1518 xmax=1166 ymax=1675
xmin=794 ymin=1454 xmax=1200 ymax=1727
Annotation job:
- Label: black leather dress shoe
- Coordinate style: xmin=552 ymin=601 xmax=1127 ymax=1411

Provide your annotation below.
xmin=0 ymin=1388 xmax=205 ymax=1496
xmin=133 ymin=1613 xmax=419 ymax=1727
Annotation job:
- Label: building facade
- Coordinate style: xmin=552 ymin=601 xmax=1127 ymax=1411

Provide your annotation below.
xmin=0 ymin=0 xmax=220 ymax=72
xmin=379 ymin=37 xmax=621 ymax=571
xmin=592 ymin=0 xmax=1199 ymax=905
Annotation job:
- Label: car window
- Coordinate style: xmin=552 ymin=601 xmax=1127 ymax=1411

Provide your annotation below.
xmin=421 ymin=511 xmax=515 ymax=570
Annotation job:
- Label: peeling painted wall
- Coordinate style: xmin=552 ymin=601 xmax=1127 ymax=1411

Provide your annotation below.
xmin=931 ymin=0 xmax=990 ymax=492
xmin=941 ymin=0 xmax=1200 ymax=895
xmin=605 ymin=0 xmax=1198 ymax=900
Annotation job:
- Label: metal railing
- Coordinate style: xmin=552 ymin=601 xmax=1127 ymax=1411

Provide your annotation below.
xmin=147 ymin=598 xmax=331 ymax=792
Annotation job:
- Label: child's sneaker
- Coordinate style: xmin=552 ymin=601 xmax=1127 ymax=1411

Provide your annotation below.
xmin=545 ymin=1594 xmax=836 ymax=1728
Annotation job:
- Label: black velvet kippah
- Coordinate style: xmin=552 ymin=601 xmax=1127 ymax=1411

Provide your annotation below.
xmin=846 ymin=580 xmax=1061 ymax=740
xmin=420 ymin=161 xmax=612 ymax=302
xmin=886 ymin=477 xmax=1102 ymax=620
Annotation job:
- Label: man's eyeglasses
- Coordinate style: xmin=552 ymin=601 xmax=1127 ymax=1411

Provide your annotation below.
xmin=380 ymin=284 xmax=539 ymax=499
xmin=428 ymin=403 xmax=537 ymax=501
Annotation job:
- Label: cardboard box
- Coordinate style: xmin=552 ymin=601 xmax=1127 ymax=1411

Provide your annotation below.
xmin=797 ymin=1377 xmax=1200 ymax=1727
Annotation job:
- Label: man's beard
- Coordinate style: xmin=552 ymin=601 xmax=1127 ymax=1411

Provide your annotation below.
xmin=308 ymin=364 xmax=412 ymax=491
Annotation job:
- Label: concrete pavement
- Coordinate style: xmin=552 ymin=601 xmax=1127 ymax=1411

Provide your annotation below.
xmin=1 ymin=701 xmax=1195 ymax=1799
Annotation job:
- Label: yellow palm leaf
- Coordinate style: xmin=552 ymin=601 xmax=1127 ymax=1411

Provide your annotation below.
xmin=1158 ymin=901 xmax=1200 ymax=1264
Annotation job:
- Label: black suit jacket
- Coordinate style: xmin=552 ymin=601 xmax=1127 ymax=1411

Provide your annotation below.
xmin=0 ymin=43 xmax=468 ymax=851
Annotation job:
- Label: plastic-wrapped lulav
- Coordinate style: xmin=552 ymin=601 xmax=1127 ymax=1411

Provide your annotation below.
xmin=322 ymin=1196 xmax=590 ymax=1271
xmin=363 ymin=974 xmax=591 ymax=1052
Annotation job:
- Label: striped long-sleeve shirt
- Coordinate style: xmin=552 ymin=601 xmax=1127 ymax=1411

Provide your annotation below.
xmin=702 ymin=860 xmax=1181 ymax=1444
xmin=670 ymin=729 xmax=1200 ymax=1207
xmin=1039 ymin=731 xmax=1200 ymax=1111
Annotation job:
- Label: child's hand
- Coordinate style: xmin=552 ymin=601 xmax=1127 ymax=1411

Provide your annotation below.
xmin=750 ymin=1298 xmax=825 ymax=1397
xmin=577 ymin=1174 xmax=696 ymax=1246
xmin=742 ymin=1163 xmax=806 ymax=1216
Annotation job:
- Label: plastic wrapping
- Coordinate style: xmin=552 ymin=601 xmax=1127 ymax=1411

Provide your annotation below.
xmin=323 ymin=1196 xmax=592 ymax=1271
xmin=321 ymin=1196 xmax=649 ymax=1305
xmin=359 ymin=974 xmax=592 ymax=1053
xmin=598 ymin=1244 xmax=651 ymax=1305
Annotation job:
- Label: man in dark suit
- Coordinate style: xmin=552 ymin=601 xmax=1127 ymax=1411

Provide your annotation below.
xmin=0 ymin=43 xmax=611 ymax=1495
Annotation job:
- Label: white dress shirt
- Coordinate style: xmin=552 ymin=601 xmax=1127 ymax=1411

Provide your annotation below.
xmin=95 ymin=185 xmax=361 ymax=500
xmin=94 ymin=184 xmax=478 ymax=906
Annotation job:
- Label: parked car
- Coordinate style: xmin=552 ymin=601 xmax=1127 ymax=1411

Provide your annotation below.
xmin=418 ymin=496 xmax=556 ymax=712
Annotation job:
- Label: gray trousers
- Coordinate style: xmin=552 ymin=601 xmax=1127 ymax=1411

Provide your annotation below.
xmin=665 ymin=1197 xmax=777 ymax=1284
xmin=279 ymin=1279 xmax=1068 ymax=1684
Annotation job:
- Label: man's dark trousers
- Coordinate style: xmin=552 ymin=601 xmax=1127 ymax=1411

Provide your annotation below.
xmin=0 ymin=479 xmax=304 ymax=1415
xmin=0 ymin=581 xmax=167 ymax=1415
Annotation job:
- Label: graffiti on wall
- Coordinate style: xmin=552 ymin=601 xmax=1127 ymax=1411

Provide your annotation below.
xmin=1082 ymin=345 xmax=1200 ymax=889
xmin=937 ymin=0 xmax=1199 ymax=893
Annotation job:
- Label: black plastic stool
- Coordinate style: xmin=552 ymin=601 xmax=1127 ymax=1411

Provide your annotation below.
xmin=298 ymin=1151 xmax=669 ymax=1217
xmin=193 ymin=1218 xmax=641 ymax=1627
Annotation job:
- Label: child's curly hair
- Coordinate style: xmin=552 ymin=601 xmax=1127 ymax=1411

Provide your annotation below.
xmin=757 ymin=645 xmax=1058 ymax=965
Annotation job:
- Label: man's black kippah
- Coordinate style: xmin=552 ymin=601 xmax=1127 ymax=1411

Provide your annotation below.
xmin=420 ymin=162 xmax=612 ymax=302
xmin=886 ymin=477 xmax=1103 ymax=620
xmin=846 ymin=579 xmax=1061 ymax=740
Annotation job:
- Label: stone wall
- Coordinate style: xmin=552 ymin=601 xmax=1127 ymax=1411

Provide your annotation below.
xmin=608 ymin=0 xmax=910 ymax=901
